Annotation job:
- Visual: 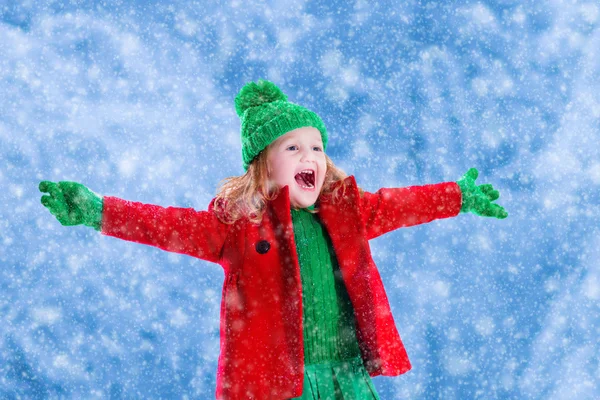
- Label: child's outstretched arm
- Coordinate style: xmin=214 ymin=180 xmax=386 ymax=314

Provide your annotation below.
xmin=39 ymin=180 xmax=230 ymax=264
xmin=359 ymin=168 xmax=507 ymax=240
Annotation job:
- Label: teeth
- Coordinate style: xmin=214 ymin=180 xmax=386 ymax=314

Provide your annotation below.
xmin=296 ymin=169 xmax=315 ymax=189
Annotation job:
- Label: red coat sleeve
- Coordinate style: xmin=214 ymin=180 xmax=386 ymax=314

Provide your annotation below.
xmin=360 ymin=182 xmax=462 ymax=240
xmin=101 ymin=196 xmax=230 ymax=265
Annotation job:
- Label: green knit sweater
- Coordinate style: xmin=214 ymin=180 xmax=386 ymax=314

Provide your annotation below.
xmin=290 ymin=205 xmax=361 ymax=364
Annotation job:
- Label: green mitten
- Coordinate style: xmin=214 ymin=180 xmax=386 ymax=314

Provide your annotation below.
xmin=39 ymin=181 xmax=103 ymax=231
xmin=457 ymin=168 xmax=508 ymax=219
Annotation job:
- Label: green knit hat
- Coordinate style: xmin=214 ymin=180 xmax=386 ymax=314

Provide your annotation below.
xmin=235 ymin=79 xmax=328 ymax=171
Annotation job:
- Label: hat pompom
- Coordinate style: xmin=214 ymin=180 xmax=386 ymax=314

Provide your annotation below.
xmin=235 ymin=79 xmax=288 ymax=117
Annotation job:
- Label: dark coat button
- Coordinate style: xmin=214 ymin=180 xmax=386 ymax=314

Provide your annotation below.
xmin=255 ymin=240 xmax=270 ymax=254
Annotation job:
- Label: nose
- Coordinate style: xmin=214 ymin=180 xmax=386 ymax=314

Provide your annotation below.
xmin=299 ymin=146 xmax=315 ymax=162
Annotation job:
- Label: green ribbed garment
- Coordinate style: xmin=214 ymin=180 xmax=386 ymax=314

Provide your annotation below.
xmin=290 ymin=205 xmax=362 ymax=364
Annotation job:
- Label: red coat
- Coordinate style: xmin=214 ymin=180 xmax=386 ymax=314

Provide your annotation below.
xmin=101 ymin=175 xmax=462 ymax=399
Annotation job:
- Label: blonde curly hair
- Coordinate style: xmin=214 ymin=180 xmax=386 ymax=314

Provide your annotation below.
xmin=213 ymin=144 xmax=362 ymax=225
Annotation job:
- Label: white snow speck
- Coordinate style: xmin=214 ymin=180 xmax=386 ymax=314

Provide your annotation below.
xmin=432 ymin=280 xmax=450 ymax=298
xmin=581 ymin=274 xmax=599 ymax=300
xmin=444 ymin=350 xmax=473 ymax=376
xmin=31 ymin=307 xmax=62 ymax=325
xmin=475 ymin=316 xmax=495 ymax=336
xmin=170 ymin=308 xmax=189 ymax=327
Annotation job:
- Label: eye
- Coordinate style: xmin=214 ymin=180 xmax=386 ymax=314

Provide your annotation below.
xmin=286 ymin=145 xmax=298 ymax=151
xmin=313 ymin=146 xmax=323 ymax=151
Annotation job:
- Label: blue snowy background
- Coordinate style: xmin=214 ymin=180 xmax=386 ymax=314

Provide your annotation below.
xmin=2 ymin=0 xmax=599 ymax=398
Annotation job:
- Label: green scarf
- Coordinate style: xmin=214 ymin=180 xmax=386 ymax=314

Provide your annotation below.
xmin=290 ymin=206 xmax=361 ymax=364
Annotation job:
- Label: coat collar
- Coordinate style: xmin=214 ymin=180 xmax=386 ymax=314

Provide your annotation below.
xmin=271 ymin=184 xmax=291 ymax=229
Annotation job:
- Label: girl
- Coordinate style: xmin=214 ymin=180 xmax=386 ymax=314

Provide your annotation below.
xmin=39 ymin=79 xmax=507 ymax=399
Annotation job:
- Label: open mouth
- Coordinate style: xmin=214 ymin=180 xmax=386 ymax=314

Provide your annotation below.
xmin=294 ymin=169 xmax=315 ymax=190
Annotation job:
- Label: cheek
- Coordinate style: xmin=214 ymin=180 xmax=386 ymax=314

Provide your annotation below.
xmin=267 ymin=156 xmax=291 ymax=183
xmin=272 ymin=170 xmax=292 ymax=186
xmin=319 ymin=160 xmax=327 ymax=181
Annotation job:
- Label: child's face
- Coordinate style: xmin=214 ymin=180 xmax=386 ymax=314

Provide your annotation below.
xmin=266 ymin=127 xmax=327 ymax=209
